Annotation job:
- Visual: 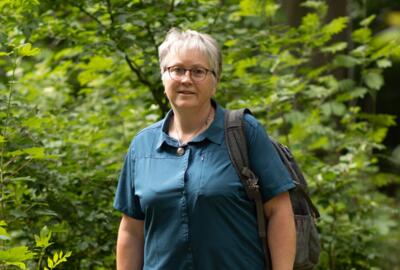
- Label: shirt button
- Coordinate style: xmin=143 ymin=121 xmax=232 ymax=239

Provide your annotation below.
xmin=177 ymin=147 xmax=185 ymax=156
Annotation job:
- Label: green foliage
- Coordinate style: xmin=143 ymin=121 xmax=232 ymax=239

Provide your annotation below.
xmin=44 ymin=251 xmax=72 ymax=270
xmin=0 ymin=222 xmax=70 ymax=269
xmin=0 ymin=0 xmax=398 ymax=269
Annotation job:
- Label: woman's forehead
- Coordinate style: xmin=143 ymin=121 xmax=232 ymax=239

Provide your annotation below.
xmin=165 ymin=47 xmax=210 ymax=66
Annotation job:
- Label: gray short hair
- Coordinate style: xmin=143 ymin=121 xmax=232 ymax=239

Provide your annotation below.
xmin=158 ymin=28 xmax=222 ymax=81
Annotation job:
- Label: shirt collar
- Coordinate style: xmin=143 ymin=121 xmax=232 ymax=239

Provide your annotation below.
xmin=155 ymin=100 xmax=225 ymax=152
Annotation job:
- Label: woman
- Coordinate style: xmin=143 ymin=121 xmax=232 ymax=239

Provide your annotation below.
xmin=114 ymin=28 xmax=296 ymax=270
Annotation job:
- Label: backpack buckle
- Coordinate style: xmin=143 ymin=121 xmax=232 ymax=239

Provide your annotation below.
xmin=241 ymin=167 xmax=260 ymax=197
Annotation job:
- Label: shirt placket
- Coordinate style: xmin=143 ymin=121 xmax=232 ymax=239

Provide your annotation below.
xmin=178 ymin=146 xmax=195 ymax=270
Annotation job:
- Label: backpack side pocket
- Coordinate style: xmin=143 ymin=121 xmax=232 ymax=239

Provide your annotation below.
xmin=294 ymin=214 xmax=321 ymax=270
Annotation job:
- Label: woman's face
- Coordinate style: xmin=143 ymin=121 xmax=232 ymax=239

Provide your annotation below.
xmin=162 ymin=48 xmax=217 ymax=111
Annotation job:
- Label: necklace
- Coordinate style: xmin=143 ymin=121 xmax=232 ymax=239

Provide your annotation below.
xmin=174 ymin=106 xmax=213 ymax=156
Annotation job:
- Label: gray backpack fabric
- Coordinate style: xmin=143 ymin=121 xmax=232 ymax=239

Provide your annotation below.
xmin=224 ymin=109 xmax=321 ymax=270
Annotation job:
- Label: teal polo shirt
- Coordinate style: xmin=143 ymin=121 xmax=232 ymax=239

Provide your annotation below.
xmin=114 ymin=101 xmax=295 ymax=270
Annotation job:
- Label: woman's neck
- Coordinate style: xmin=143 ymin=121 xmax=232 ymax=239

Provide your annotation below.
xmin=170 ymin=103 xmax=214 ymax=145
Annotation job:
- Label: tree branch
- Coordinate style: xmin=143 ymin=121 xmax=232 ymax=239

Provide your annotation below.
xmin=145 ymin=23 xmax=160 ymax=61
xmin=123 ymin=54 xmax=152 ymax=88
xmin=74 ymin=4 xmax=107 ymax=30
xmin=73 ymin=0 xmax=169 ymax=115
xmin=105 ymin=0 xmax=115 ymax=25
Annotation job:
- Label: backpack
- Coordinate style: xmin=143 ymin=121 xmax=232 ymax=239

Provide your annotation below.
xmin=224 ymin=109 xmax=321 ymax=270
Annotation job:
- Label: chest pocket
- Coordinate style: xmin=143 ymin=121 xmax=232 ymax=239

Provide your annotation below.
xmin=199 ymin=147 xmax=247 ymax=198
xmin=135 ymin=156 xmax=186 ymax=212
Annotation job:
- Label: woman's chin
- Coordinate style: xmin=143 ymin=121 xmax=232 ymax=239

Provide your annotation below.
xmin=172 ymin=99 xmax=199 ymax=109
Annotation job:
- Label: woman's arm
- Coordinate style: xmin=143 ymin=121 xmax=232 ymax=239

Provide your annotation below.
xmin=116 ymin=214 xmax=144 ymax=270
xmin=264 ymin=191 xmax=296 ymax=270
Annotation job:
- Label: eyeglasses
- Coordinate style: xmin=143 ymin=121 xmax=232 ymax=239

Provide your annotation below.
xmin=166 ymin=66 xmax=215 ymax=82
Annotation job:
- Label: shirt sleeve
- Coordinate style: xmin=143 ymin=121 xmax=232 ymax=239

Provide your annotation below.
xmin=113 ymin=142 xmax=145 ymax=220
xmin=244 ymin=114 xmax=295 ymax=202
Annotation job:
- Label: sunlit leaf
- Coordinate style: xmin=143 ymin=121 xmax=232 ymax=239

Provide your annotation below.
xmin=0 ymin=246 xmax=34 ymax=262
xmin=0 ymin=226 xmax=10 ymax=240
xmin=47 ymin=257 xmax=54 ymax=268
xmin=376 ymin=59 xmax=392 ymax=68
xmin=321 ymin=42 xmax=348 ymax=53
xmin=363 ymin=70 xmax=384 ymax=90
xmin=352 ymin=28 xmax=372 ymax=43
xmin=24 ymin=147 xmax=46 ymax=159
xmin=360 ymin=14 xmax=376 ymax=27
xmin=18 ymin=43 xmax=40 ymax=57
xmin=323 ymin=17 xmax=348 ymax=35
xmin=333 ymin=55 xmax=360 ymax=68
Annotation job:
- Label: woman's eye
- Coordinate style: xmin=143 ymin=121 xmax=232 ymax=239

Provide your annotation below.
xmin=172 ymin=67 xmax=185 ymax=74
xmin=192 ymin=68 xmax=205 ymax=75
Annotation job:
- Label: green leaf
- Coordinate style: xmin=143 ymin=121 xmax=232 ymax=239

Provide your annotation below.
xmin=9 ymin=149 xmax=24 ymax=157
xmin=264 ymin=2 xmax=280 ymax=18
xmin=0 ymin=227 xmax=10 ymax=240
xmin=0 ymin=51 xmax=10 ymax=57
xmin=372 ymin=173 xmax=399 ymax=187
xmin=87 ymin=56 xmax=113 ymax=71
xmin=47 ymin=257 xmax=54 ymax=268
xmin=337 ymin=87 xmax=368 ymax=101
xmin=239 ymin=0 xmax=257 ymax=16
xmin=333 ymin=55 xmax=360 ymax=68
xmin=321 ymin=42 xmax=348 ymax=53
xmin=35 ymin=226 xmax=53 ymax=248
xmin=321 ymin=102 xmax=346 ymax=116
xmin=372 ymin=127 xmax=388 ymax=143
xmin=300 ymin=13 xmax=320 ymax=33
xmin=18 ymin=43 xmax=40 ymax=57
xmin=323 ymin=17 xmax=348 ymax=35
xmin=376 ymin=59 xmax=392 ymax=68
xmin=0 ymin=246 xmax=34 ymax=262
xmin=0 ymin=135 xmax=6 ymax=143
xmin=363 ymin=70 xmax=384 ymax=90
xmin=308 ymin=136 xmax=329 ymax=150
xmin=23 ymin=147 xmax=46 ymax=159
xmin=301 ymin=0 xmax=327 ymax=16
xmin=77 ymin=70 xmax=96 ymax=86
xmin=54 ymin=46 xmax=83 ymax=60
xmin=352 ymin=28 xmax=372 ymax=43
xmin=22 ymin=117 xmax=43 ymax=129
xmin=360 ymin=15 xmax=376 ymax=27
xmin=65 ymin=251 xmax=72 ymax=257
xmin=5 ymin=262 xmax=27 ymax=269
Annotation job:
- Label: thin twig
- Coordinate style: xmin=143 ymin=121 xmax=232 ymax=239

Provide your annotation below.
xmin=75 ymin=4 xmax=107 ymax=30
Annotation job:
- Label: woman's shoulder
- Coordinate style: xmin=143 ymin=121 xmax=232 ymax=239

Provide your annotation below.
xmin=242 ymin=111 xmax=260 ymax=130
xmin=136 ymin=119 xmax=164 ymax=137
xmin=238 ymin=110 xmax=271 ymax=144
xmin=129 ymin=119 xmax=164 ymax=147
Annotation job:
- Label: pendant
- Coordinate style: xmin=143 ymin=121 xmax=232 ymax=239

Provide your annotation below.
xmin=177 ymin=147 xmax=185 ymax=156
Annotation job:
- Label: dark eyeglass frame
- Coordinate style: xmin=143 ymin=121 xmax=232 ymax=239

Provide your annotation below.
xmin=165 ymin=66 xmax=216 ymax=82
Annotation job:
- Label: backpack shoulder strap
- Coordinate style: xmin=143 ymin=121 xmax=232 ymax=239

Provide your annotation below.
xmin=224 ymin=108 xmax=271 ymax=270
xmin=224 ymin=108 xmax=251 ymax=178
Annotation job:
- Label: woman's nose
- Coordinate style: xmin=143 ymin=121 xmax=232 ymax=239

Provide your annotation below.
xmin=180 ymin=70 xmax=193 ymax=83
